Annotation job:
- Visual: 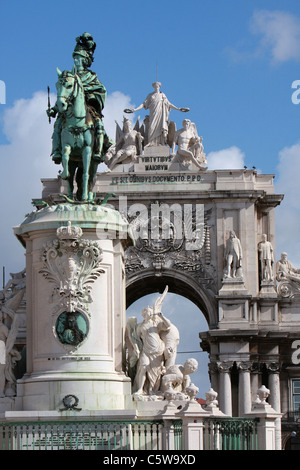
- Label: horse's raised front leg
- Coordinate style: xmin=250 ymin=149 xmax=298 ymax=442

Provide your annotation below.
xmin=61 ymin=144 xmax=71 ymax=180
xmin=81 ymin=146 xmax=92 ymax=201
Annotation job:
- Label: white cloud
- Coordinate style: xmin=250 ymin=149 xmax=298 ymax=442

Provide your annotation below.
xmin=103 ymin=91 xmax=135 ymax=141
xmin=0 ymin=91 xmax=57 ymax=274
xmin=227 ymin=10 xmax=300 ymax=64
xmin=207 ymin=146 xmax=245 ymax=170
xmin=250 ymin=10 xmax=300 ymax=64
xmin=274 ymin=142 xmax=300 ymax=266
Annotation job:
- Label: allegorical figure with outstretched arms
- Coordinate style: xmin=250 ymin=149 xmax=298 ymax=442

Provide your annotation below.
xmin=124 ymin=81 xmax=189 ymax=147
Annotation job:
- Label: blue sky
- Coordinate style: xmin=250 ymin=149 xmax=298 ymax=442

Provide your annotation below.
xmin=1 ymin=0 xmax=300 ymax=170
xmin=1 ymin=0 xmax=300 ymax=264
xmin=1 ymin=0 xmax=300 ymax=397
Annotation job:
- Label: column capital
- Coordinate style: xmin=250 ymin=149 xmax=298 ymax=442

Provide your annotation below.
xmin=236 ymin=361 xmax=253 ymax=372
xmin=216 ymin=361 xmax=234 ymax=373
xmin=251 ymin=361 xmax=262 ymax=373
xmin=265 ymin=362 xmax=281 ymax=373
xmin=208 ymin=361 xmax=219 ymax=373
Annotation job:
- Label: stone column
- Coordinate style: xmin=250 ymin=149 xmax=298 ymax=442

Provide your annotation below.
xmin=208 ymin=362 xmax=219 ymax=394
xmin=250 ymin=362 xmax=261 ymax=402
xmin=237 ymin=361 xmax=252 ymax=415
xmin=266 ymin=362 xmax=281 ymax=412
xmin=266 ymin=362 xmax=282 ymax=450
xmin=217 ymin=362 xmax=233 ymax=416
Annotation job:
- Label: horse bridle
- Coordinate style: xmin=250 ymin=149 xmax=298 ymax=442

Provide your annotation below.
xmin=57 ymin=74 xmax=95 ymax=136
xmin=57 ymin=74 xmax=79 ymax=106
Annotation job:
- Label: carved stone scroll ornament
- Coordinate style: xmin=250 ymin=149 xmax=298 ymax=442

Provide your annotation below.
xmin=39 ymin=221 xmax=105 ymax=313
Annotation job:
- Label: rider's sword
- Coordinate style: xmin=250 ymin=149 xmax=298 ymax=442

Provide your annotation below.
xmin=47 ymin=86 xmax=51 ymax=123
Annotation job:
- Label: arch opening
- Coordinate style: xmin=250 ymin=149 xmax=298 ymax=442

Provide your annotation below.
xmin=126 ymin=270 xmax=217 ymax=328
xmin=126 ymin=290 xmax=211 ymax=399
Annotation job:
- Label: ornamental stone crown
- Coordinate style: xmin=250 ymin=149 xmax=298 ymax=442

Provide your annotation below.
xmin=56 ymin=221 xmax=82 ymax=240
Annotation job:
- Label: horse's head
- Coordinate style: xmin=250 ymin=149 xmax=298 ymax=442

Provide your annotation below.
xmin=55 ymin=69 xmax=82 ymax=114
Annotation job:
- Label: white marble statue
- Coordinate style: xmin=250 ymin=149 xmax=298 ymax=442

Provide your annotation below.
xmin=160 ymin=358 xmax=198 ymax=396
xmin=125 ymin=286 xmax=199 ymax=401
xmin=258 ymin=234 xmax=274 ymax=282
xmin=276 ymin=252 xmax=300 ymax=297
xmin=276 ymin=252 xmax=300 ymax=283
xmin=224 ymin=231 xmax=243 ymax=279
xmin=0 ymin=287 xmax=24 ymax=397
xmin=172 ymin=119 xmax=207 ymax=170
xmin=124 ymin=82 xmax=189 ymax=147
xmin=105 ymin=118 xmax=143 ymax=170
xmin=0 ymin=268 xmax=26 ymax=299
xmin=127 ymin=287 xmax=170 ymax=396
xmin=161 ymin=321 xmax=180 ymax=369
xmin=126 ymin=286 xmax=185 ymax=400
xmin=0 ymin=310 xmax=9 ymax=397
xmin=133 ymin=306 xmax=169 ymax=396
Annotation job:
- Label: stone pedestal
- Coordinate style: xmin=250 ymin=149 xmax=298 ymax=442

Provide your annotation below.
xmin=13 ymin=203 xmax=134 ymax=412
xmin=219 ymin=277 xmax=247 ymax=295
xmin=244 ymin=401 xmax=282 ymax=450
xmin=259 ymin=280 xmax=277 ymax=297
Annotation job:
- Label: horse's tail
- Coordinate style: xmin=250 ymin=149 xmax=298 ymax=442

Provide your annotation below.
xmin=101 ymin=193 xmax=116 ymax=205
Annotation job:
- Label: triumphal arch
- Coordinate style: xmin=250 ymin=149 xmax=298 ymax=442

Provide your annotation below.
xmin=39 ymin=77 xmax=300 ymax=426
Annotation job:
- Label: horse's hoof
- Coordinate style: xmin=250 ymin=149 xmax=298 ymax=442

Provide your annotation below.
xmin=61 ymin=171 xmax=69 ymax=180
xmin=52 ymin=154 xmax=62 ymax=164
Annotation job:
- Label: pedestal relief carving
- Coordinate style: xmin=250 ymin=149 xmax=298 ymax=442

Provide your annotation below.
xmin=39 ymin=221 xmax=105 ymax=350
xmin=40 ymin=221 xmax=104 ymax=314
